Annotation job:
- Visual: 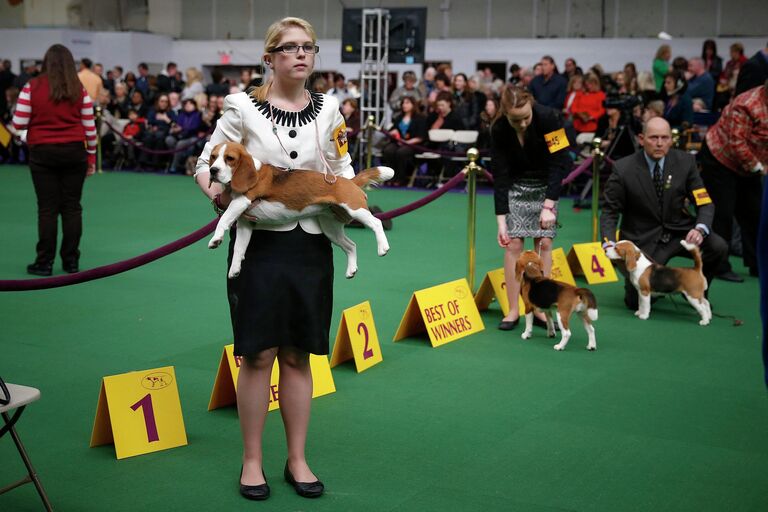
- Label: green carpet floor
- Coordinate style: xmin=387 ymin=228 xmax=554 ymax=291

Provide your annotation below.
xmin=0 ymin=166 xmax=766 ymax=512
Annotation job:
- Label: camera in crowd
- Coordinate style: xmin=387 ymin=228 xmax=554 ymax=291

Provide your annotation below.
xmin=603 ymin=93 xmax=641 ymax=112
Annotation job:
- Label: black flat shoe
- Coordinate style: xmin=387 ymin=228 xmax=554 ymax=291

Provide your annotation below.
xmin=240 ymin=466 xmax=270 ymax=501
xmin=497 ymin=318 xmax=519 ymax=330
xmin=26 ymin=262 xmax=52 ymax=277
xmin=715 ymin=270 xmax=744 ymax=283
xmin=63 ymin=262 xmax=79 ymax=274
xmin=284 ymin=461 xmax=324 ymax=498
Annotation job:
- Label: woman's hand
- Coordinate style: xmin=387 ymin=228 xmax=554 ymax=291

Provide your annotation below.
xmin=540 ymin=207 xmax=557 ymax=229
xmin=497 ymin=215 xmax=510 ymax=248
xmin=86 ymin=163 xmax=96 ymax=177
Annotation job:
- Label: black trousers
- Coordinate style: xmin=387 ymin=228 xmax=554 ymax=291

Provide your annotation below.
xmin=381 ymin=142 xmax=417 ymax=183
xmin=623 ymin=230 xmax=729 ymax=309
xmin=700 ymin=141 xmax=763 ymax=274
xmin=28 ymin=143 xmax=87 ymax=266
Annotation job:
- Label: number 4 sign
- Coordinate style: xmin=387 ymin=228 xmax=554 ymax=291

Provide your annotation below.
xmin=567 ymin=242 xmax=618 ymax=284
xmin=90 ymin=366 xmax=188 ymax=459
xmin=330 ymin=301 xmax=383 ymax=373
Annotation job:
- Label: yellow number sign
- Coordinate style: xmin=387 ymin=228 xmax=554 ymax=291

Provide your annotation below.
xmin=474 ymin=268 xmax=524 ymax=316
xmin=550 ymin=247 xmax=577 ymax=286
xmin=90 ymin=366 xmax=188 ymax=459
xmin=330 ymin=300 xmax=383 ymax=373
xmin=567 ymin=242 xmax=618 ymax=284
xmin=208 ymin=345 xmax=336 ymax=411
xmin=394 ymin=278 xmax=484 ymax=347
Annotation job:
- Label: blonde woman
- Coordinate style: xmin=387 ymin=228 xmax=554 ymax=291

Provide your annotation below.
xmin=653 ymin=44 xmax=671 ymax=91
xmin=181 ymin=67 xmax=204 ymax=100
xmin=194 ymin=17 xmax=353 ymax=500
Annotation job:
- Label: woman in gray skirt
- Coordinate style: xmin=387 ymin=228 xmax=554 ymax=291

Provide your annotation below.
xmin=490 ymin=86 xmax=572 ymax=330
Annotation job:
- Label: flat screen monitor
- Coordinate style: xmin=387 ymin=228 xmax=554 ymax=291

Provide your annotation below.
xmin=341 ymin=8 xmax=427 ymax=64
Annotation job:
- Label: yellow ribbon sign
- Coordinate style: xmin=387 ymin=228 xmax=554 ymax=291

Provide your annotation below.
xmin=330 ymin=300 xmax=383 ymax=373
xmin=90 ymin=366 xmax=188 ymax=459
xmin=550 ymin=247 xmax=577 ymax=286
xmin=394 ymin=278 xmax=484 ymax=347
xmin=567 ymin=242 xmax=618 ymax=284
xmin=208 ymin=344 xmax=335 ymax=412
xmin=474 ymin=268 xmax=524 ymax=316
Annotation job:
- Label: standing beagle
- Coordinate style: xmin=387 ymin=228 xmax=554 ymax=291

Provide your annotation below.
xmin=516 ymin=251 xmax=599 ymax=351
xmin=207 ymin=142 xmax=394 ymax=279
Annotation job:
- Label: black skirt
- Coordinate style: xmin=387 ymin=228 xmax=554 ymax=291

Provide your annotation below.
xmin=226 ymin=225 xmax=333 ymax=356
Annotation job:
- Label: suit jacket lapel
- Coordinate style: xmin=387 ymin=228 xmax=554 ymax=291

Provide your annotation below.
xmin=633 ymin=152 xmax=661 ymax=219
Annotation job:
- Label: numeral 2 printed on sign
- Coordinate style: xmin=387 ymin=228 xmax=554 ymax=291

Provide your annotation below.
xmin=357 ymin=322 xmax=374 ymax=360
xmin=130 ymin=393 xmax=160 ymax=443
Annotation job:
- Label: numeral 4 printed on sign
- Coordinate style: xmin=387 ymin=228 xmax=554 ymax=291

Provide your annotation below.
xmin=591 ymin=255 xmax=606 ymax=277
xmin=357 ymin=322 xmax=374 ymax=359
xmin=130 ymin=393 xmax=160 ymax=443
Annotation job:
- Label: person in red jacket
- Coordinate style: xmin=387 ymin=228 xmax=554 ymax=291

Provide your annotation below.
xmin=12 ymin=44 xmax=96 ymax=276
xmin=570 ymin=73 xmax=606 ymax=133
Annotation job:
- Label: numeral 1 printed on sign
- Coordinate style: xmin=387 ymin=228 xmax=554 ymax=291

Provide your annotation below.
xmin=130 ymin=393 xmax=160 ymax=443
xmin=357 ymin=322 xmax=374 ymax=359
xmin=590 ymin=255 xmax=606 ymax=277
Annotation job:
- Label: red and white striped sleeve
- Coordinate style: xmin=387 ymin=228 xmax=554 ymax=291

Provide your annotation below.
xmin=81 ymin=89 xmax=97 ymax=155
xmin=12 ymin=82 xmax=32 ymax=131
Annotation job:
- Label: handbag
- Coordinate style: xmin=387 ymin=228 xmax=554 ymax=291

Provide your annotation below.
xmin=0 ymin=376 xmax=10 ymax=406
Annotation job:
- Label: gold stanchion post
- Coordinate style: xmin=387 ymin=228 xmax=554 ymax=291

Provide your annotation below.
xmin=365 ymin=115 xmax=376 ymax=169
xmin=591 ymin=137 xmax=604 ymax=242
xmin=671 ymin=127 xmax=680 ymax=149
xmin=95 ymin=105 xmax=103 ymax=173
xmin=465 ymin=147 xmax=480 ymax=290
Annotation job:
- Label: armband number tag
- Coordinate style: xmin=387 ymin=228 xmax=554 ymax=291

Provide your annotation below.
xmin=544 ymin=128 xmax=569 ymax=153
xmin=692 ymin=188 xmax=712 ymax=206
xmin=333 ymin=122 xmax=349 ymax=157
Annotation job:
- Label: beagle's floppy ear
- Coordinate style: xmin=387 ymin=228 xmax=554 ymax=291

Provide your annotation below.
xmin=618 ymin=244 xmax=639 ymax=271
xmin=515 ymin=259 xmax=526 ymax=282
xmin=230 ymin=149 xmax=260 ymax=194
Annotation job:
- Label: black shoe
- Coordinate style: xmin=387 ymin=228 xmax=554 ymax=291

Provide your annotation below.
xmin=497 ymin=318 xmax=519 ymax=331
xmin=715 ymin=270 xmax=744 ymax=283
xmin=240 ymin=466 xmax=270 ymax=501
xmin=63 ymin=261 xmax=79 ymax=274
xmin=284 ymin=461 xmax=324 ymax=498
xmin=532 ymin=316 xmax=559 ymax=331
xmin=26 ymin=262 xmax=52 ymax=277
xmin=749 ymin=267 xmax=759 ymax=277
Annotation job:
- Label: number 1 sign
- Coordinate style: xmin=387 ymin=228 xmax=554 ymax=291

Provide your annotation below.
xmin=90 ymin=366 xmax=188 ymax=459
xmin=330 ymin=301 xmax=383 ymax=373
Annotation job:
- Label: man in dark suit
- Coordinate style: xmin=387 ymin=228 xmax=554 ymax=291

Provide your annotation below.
xmin=735 ymin=43 xmax=768 ymax=96
xmin=601 ymin=117 xmax=729 ymax=309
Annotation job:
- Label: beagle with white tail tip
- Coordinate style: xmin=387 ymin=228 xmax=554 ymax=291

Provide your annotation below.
xmin=516 ymin=251 xmax=599 ymax=351
xmin=605 ymin=240 xmax=711 ymax=325
xmin=207 ymin=142 xmax=394 ymax=279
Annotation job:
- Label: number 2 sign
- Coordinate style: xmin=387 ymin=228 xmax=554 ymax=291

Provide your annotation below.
xmin=330 ymin=300 xmax=383 ymax=373
xmin=91 ymin=366 xmax=188 ymax=459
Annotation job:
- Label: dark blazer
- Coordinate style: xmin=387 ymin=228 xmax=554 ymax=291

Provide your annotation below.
xmin=600 ymin=149 xmax=714 ymax=252
xmin=391 ymin=113 xmax=427 ymax=141
xmin=490 ymin=103 xmax=572 ymax=215
xmin=425 ymin=110 xmax=464 ymax=131
xmin=735 ymin=51 xmax=768 ymax=96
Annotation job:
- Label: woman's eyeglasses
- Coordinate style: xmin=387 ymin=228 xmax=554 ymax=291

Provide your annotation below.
xmin=269 ymin=44 xmax=319 ymax=54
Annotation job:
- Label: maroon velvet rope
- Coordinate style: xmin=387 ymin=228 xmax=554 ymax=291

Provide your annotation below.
xmin=0 ymin=173 xmax=470 ymax=291
xmin=105 ymin=121 xmax=210 ymax=155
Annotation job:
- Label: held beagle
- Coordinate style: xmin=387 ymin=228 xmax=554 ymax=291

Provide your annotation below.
xmin=516 ymin=251 xmax=598 ymax=351
xmin=605 ymin=240 xmax=711 ymax=325
xmin=207 ymin=142 xmax=394 ymax=279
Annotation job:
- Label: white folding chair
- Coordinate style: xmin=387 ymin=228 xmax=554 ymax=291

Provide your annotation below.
xmin=412 ymin=129 xmax=455 ymax=187
xmin=1 ymin=382 xmax=53 ymax=511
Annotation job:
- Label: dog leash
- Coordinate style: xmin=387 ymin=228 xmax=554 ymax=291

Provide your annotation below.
xmin=666 ymin=294 xmax=744 ymax=326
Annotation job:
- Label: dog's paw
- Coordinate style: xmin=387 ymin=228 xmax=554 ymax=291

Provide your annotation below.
xmin=377 ymin=242 xmax=390 ymax=257
xmin=208 ymin=235 xmax=223 ymax=249
xmin=227 ymin=270 xmax=240 ymax=279
xmin=547 ymin=329 xmax=556 ymax=338
xmin=520 ymin=331 xmax=532 ymax=340
xmin=699 ymin=318 xmax=710 ymax=326
xmin=587 ymin=344 xmax=597 ymax=351
xmin=637 ymin=314 xmax=649 ymax=320
xmin=553 ymin=343 xmax=566 ymax=351
xmin=345 ymin=269 xmax=357 ymax=279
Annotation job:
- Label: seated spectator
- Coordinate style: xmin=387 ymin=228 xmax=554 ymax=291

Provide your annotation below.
xmin=520 ymin=67 xmax=535 ymax=88
xmin=124 ymin=72 xmax=138 ymax=96
xmin=508 ymin=63 xmax=522 ymax=85
xmin=341 ymin=98 xmax=360 ymax=158
xmin=381 ymin=96 xmax=427 ymax=185
xmin=135 ymin=62 xmax=150 ymax=96
xmin=561 ymin=57 xmax=583 ymax=80
xmin=596 ymin=106 xmax=640 ymax=160
xmin=157 ymin=62 xmax=182 ymax=93
xmin=562 ymin=74 xmax=584 ymax=122
xmin=168 ymin=91 xmax=181 ymax=115
xmin=327 ymin=73 xmax=352 ymax=103
xmin=107 ymin=82 xmax=130 ymax=118
xmin=723 ymin=43 xmax=748 ymax=91
xmin=735 ymin=41 xmax=768 ymax=96
xmin=529 ymin=56 xmax=567 ymax=109
xmin=205 ymin=70 xmax=230 ymax=97
xmin=417 ymin=66 xmax=436 ymax=110
xmin=672 ymin=56 xmax=689 ymax=75
xmin=662 ymin=71 xmax=693 ymax=129
xmin=389 ymin=70 xmax=423 ymax=115
xmin=166 ymin=98 xmax=203 ymax=173
xmin=637 ymin=71 xmax=660 ymax=103
xmin=687 ymin=57 xmax=715 ymax=110
xmin=478 ymin=97 xmax=499 ymax=149
xmin=623 ymin=62 xmax=639 ymax=95
xmin=120 ymin=108 xmax=146 ymax=168
xmin=424 ymin=91 xmax=465 ymax=183
xmin=643 ymin=99 xmax=665 ymax=122
xmin=701 ymin=39 xmax=723 ymax=81
xmin=452 ymin=73 xmax=485 ymax=129
xmin=139 ymin=93 xmax=176 ymax=169
xmin=129 ymin=89 xmax=148 ymax=117
xmin=570 ymin=73 xmax=605 ymax=134
xmin=181 ymin=68 xmax=204 ymax=101
xmin=427 ymin=72 xmax=452 ymax=108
